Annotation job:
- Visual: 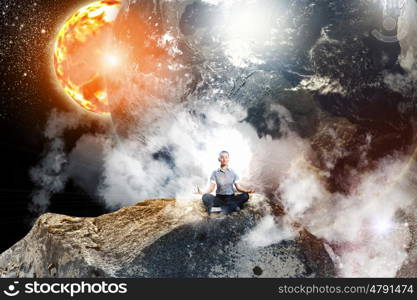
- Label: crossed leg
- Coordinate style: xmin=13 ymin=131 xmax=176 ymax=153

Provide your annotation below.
xmin=226 ymin=192 xmax=249 ymax=213
xmin=202 ymin=193 xmax=249 ymax=214
xmin=202 ymin=193 xmax=225 ymax=213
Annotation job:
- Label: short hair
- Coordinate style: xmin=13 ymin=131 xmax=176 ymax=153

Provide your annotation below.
xmin=218 ymin=150 xmax=229 ymax=159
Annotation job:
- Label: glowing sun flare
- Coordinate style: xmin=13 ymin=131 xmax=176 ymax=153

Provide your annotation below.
xmin=104 ymin=53 xmax=120 ymax=67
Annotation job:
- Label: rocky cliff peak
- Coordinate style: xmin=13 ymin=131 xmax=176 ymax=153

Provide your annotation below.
xmin=0 ymin=195 xmax=335 ymax=278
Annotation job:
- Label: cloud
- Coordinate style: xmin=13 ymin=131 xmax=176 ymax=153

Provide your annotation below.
xmin=278 ymin=153 xmax=415 ymax=277
xmin=383 ymin=69 xmax=417 ymax=97
xmin=29 ymin=110 xmax=82 ymax=214
xmin=67 ymin=134 xmax=108 ymax=197
xmin=97 ymin=99 xmax=309 ymax=209
xmin=43 ymin=109 xmax=83 ymax=139
xmin=384 ymin=0 xmax=417 ymax=96
xmin=243 ymin=214 xmax=297 ymax=248
xmin=293 ymin=75 xmax=347 ymax=96
xmin=29 ymin=109 xmax=103 ymax=214
xmin=29 ymin=137 xmax=68 ymax=214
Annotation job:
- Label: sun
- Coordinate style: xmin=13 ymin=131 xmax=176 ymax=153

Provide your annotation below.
xmin=53 ymin=0 xmax=122 ymax=115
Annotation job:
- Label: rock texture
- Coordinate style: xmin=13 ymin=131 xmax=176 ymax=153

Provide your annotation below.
xmin=0 ymin=195 xmax=335 ymax=278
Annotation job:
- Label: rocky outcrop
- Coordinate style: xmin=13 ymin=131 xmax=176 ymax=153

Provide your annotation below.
xmin=0 ymin=195 xmax=335 ymax=278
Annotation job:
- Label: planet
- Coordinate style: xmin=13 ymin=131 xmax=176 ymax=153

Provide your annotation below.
xmin=53 ymin=0 xmax=122 ymax=115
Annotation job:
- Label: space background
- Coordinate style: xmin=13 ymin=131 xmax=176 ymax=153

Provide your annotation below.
xmin=2 ymin=0 xmax=417 ymax=277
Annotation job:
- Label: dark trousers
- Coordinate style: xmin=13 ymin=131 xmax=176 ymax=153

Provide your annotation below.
xmin=202 ymin=193 xmax=249 ymax=214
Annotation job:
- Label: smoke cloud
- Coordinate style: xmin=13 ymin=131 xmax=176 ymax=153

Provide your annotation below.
xmin=29 ymin=109 xmax=108 ymax=214
xmin=243 ymin=214 xmax=297 ymax=248
xmin=98 ymin=99 xmax=309 ymax=209
xmin=278 ymin=153 xmax=415 ymax=277
xmin=29 ymin=109 xmax=83 ymax=213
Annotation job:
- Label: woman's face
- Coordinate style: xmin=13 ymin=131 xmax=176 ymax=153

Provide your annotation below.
xmin=219 ymin=154 xmax=230 ymax=166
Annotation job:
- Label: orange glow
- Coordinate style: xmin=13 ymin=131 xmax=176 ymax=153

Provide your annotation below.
xmin=53 ymin=0 xmax=122 ymax=115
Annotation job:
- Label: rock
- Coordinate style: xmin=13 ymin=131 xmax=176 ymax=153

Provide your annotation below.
xmin=0 ymin=195 xmax=335 ymax=278
xmin=396 ymin=204 xmax=417 ymax=277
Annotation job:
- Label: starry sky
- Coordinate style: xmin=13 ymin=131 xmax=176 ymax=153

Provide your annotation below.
xmin=0 ymin=0 xmax=107 ymax=252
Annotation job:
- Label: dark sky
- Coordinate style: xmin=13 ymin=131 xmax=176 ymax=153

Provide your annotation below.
xmin=0 ymin=0 xmax=107 ymax=253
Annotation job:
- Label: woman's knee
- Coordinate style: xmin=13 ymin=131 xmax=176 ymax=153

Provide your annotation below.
xmin=242 ymin=192 xmax=249 ymax=201
xmin=202 ymin=193 xmax=213 ymax=204
xmin=202 ymin=193 xmax=212 ymax=200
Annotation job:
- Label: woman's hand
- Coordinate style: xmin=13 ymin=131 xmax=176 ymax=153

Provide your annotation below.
xmin=247 ymin=189 xmax=255 ymax=194
xmin=193 ymin=186 xmax=203 ymax=194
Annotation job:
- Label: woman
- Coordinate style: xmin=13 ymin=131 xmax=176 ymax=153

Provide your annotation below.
xmin=196 ymin=150 xmax=255 ymax=214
